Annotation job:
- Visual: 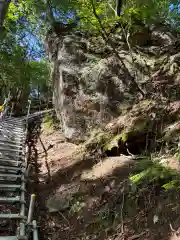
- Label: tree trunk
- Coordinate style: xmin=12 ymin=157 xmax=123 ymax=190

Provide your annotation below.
xmin=0 ymin=0 xmax=10 ymax=27
xmin=116 ymin=0 xmax=122 ymax=17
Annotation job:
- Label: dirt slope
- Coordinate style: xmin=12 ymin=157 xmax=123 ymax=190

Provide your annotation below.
xmin=29 ymin=128 xmax=180 ymax=240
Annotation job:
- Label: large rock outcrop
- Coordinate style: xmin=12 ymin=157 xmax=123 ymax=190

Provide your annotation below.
xmin=45 ymin=25 xmax=180 ymax=141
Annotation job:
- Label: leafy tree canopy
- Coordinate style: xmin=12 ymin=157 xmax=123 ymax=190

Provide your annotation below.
xmin=0 ymin=0 xmax=51 ymax=102
xmin=0 ymin=0 xmax=180 ymax=102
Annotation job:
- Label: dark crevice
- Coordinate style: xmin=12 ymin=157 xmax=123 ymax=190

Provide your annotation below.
xmin=105 ymin=132 xmax=160 ymax=157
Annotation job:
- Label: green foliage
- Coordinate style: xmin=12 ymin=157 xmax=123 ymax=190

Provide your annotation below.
xmin=123 ymin=0 xmax=170 ymax=22
xmin=72 ymin=0 xmax=179 ymax=34
xmin=28 ymin=60 xmax=50 ymax=87
xmin=69 ymin=195 xmax=86 ymax=215
xmin=4 ymin=0 xmax=180 ymax=39
xmin=1 ymin=0 xmax=180 ymax=101
xmin=5 ymin=0 xmax=180 ymax=45
xmin=0 ymin=0 xmax=52 ymax=101
xmin=74 ymin=0 xmax=119 ymax=34
xmin=43 ymin=114 xmax=54 ymax=130
xmin=0 ymin=35 xmax=50 ymax=98
xmin=84 ymin=129 xmax=113 ymax=152
xmin=162 ymin=180 xmax=180 ymax=190
xmin=0 ymin=42 xmax=29 ymax=90
xmin=174 ymin=142 xmax=180 ymax=162
xmin=129 ymin=159 xmax=180 ymax=190
xmin=103 ymin=134 xmax=122 ymax=151
xmin=7 ymin=2 xmax=20 ymax=21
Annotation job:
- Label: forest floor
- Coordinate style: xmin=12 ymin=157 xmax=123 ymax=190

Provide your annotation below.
xmin=29 ymin=126 xmax=180 ymax=240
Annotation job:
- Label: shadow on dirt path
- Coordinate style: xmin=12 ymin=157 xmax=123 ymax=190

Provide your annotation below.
xmin=27 ymin=121 xmax=180 ymax=240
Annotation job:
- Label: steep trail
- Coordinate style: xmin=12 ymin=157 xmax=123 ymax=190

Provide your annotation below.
xmin=29 ymin=124 xmax=180 ymax=240
xmin=7 ymin=103 xmax=178 ymax=240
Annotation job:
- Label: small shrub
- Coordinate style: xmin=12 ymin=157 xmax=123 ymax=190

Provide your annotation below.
xmin=129 ymin=158 xmax=180 ymax=192
xmin=43 ymin=114 xmax=54 ymax=130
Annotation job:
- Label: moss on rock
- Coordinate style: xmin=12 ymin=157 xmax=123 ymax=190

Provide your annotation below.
xmin=83 ymin=99 xmax=178 ymax=155
xmin=84 ymin=128 xmax=113 ymax=152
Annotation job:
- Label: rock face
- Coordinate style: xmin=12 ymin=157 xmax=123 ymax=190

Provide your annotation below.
xmin=45 ymin=25 xmax=180 ymax=141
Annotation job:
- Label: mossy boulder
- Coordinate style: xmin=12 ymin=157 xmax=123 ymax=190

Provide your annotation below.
xmin=82 ymin=97 xmax=180 ymax=156
xmin=103 ymin=115 xmax=152 ymax=152
xmin=84 ymin=128 xmax=113 ymax=152
xmin=84 ymin=99 xmax=173 ymax=155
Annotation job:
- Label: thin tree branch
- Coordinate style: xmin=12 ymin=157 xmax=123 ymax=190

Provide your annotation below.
xmin=108 ymin=1 xmax=116 ymax=15
xmin=108 ymin=1 xmax=145 ymax=96
xmin=46 ymin=0 xmax=55 ymax=25
xmin=38 ymin=134 xmax=51 ymax=182
xmin=90 ymin=0 xmax=145 ymax=97
xmin=0 ymin=0 xmax=10 ymax=27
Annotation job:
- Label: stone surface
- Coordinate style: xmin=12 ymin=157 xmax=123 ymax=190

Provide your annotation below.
xmin=46 ymin=193 xmax=71 ymax=212
xmin=45 ymin=25 xmax=180 ymax=141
